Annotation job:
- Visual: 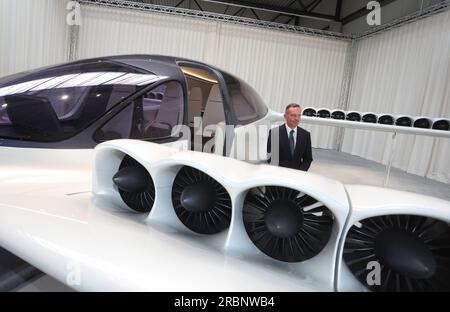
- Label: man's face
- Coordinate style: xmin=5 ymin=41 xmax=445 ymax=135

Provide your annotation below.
xmin=284 ymin=107 xmax=301 ymax=129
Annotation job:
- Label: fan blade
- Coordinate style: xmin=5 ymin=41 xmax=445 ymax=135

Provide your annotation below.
xmin=172 ymin=166 xmax=232 ymax=234
xmin=243 ymin=186 xmax=333 ymax=262
xmin=344 ymin=215 xmax=450 ymax=292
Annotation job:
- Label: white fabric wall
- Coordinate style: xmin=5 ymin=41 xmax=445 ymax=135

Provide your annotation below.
xmin=214 ymin=23 xmax=348 ymax=149
xmin=77 ymin=5 xmax=349 ymax=149
xmin=342 ymin=10 xmax=450 ymax=183
xmin=0 ymin=0 xmax=69 ymax=77
xmin=78 ymin=5 xmax=218 ymax=63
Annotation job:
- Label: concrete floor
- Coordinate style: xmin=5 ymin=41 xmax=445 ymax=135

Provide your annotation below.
xmin=16 ymin=275 xmax=73 ymax=292
xmin=310 ymin=148 xmax=450 ymax=202
xmin=11 ymin=148 xmax=450 ymax=292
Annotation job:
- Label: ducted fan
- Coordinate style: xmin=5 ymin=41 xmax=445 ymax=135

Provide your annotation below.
xmin=343 ymin=214 xmax=450 ymax=292
xmin=414 ymin=118 xmax=431 ymax=129
xmin=413 ymin=118 xmax=431 ymax=129
xmin=243 ymin=186 xmax=333 ymax=262
xmin=331 ymin=111 xmax=345 ymax=120
xmin=317 ymin=109 xmax=331 ymax=118
xmin=362 ymin=113 xmax=377 ymax=123
xmin=172 ymin=166 xmax=232 ymax=234
xmin=432 ymin=120 xmax=450 ymax=131
xmin=395 ymin=116 xmax=412 ymax=127
xmin=302 ymin=108 xmax=316 ymax=117
xmin=346 ymin=112 xmax=361 ymax=122
xmin=112 ymin=155 xmax=155 ymax=213
xmin=378 ymin=115 xmax=394 ymax=125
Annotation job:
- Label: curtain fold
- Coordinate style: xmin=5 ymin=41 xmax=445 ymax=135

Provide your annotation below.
xmin=0 ymin=0 xmax=68 ymax=77
xmin=342 ymin=9 xmax=450 ymax=183
xmin=78 ymin=6 xmax=218 ymax=63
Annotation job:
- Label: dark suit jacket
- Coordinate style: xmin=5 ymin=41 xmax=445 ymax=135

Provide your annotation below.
xmin=267 ymin=124 xmax=313 ymax=171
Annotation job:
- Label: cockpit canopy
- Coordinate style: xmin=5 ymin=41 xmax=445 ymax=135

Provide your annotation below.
xmin=0 ymin=59 xmax=161 ymax=141
xmin=0 ymin=55 xmax=269 ymax=147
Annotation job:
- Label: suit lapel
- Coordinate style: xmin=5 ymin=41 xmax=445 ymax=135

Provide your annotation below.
xmin=280 ymin=124 xmax=288 ymax=147
xmin=279 ymin=124 xmax=290 ymax=159
xmin=294 ymin=127 xmax=303 ymax=156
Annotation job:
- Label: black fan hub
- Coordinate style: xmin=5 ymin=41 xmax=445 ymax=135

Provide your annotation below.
xmin=303 ymin=109 xmax=316 ymax=117
xmin=433 ymin=120 xmax=450 ymax=131
xmin=346 ymin=113 xmax=361 ymax=122
xmin=378 ymin=115 xmax=394 ymax=125
xmin=414 ymin=118 xmax=430 ymax=129
xmin=180 ymin=182 xmax=216 ymax=212
xmin=113 ymin=165 xmax=150 ymax=193
xmin=331 ymin=111 xmax=345 ymax=120
xmin=317 ymin=110 xmax=330 ymax=118
xmin=375 ymin=229 xmax=436 ymax=279
xmin=265 ymin=199 xmax=303 ymax=238
xmin=362 ymin=114 xmax=377 ymax=123
xmin=396 ymin=117 xmax=412 ymax=127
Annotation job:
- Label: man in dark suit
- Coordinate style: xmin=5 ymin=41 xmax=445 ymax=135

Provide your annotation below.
xmin=267 ymin=103 xmax=313 ymax=171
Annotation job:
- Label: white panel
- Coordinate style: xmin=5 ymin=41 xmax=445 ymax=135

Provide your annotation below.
xmin=342 ymin=9 xmax=450 ymax=183
xmin=0 ymin=0 xmax=69 ymax=77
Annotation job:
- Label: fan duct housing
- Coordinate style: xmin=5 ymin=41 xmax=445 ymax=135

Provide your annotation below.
xmin=432 ymin=120 xmax=450 ymax=131
xmin=113 ymin=155 xmax=155 ymax=213
xmin=331 ymin=111 xmax=345 ymax=120
xmin=317 ymin=109 xmax=331 ymax=118
xmin=343 ymin=214 xmax=450 ymax=292
xmin=303 ymin=108 xmax=317 ymax=117
xmin=346 ymin=112 xmax=361 ymax=122
xmin=243 ymin=186 xmax=334 ymax=262
xmin=362 ymin=113 xmax=377 ymax=123
xmin=378 ymin=115 xmax=394 ymax=125
xmin=172 ymin=166 xmax=232 ymax=234
xmin=396 ymin=116 xmax=412 ymax=127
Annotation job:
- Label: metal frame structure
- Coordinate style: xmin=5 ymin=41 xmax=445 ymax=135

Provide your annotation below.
xmin=356 ymin=0 xmax=450 ymax=40
xmin=200 ymin=0 xmax=338 ymax=22
xmin=79 ymin=0 xmax=450 ymax=40
xmin=78 ymin=0 xmax=353 ymax=40
xmin=341 ymin=0 xmax=397 ymax=25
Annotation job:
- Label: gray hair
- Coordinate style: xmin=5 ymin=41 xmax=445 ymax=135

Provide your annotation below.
xmin=285 ymin=103 xmax=301 ymax=112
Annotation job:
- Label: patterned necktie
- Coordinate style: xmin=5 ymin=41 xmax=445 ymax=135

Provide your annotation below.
xmin=289 ymin=129 xmax=295 ymax=158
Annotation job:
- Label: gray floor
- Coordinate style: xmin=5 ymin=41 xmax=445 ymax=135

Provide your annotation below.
xmin=16 ymin=275 xmax=74 ymax=292
xmin=12 ymin=149 xmax=450 ymax=292
xmin=310 ymin=148 xmax=450 ymax=202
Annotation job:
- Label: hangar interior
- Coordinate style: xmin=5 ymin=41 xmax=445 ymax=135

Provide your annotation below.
xmin=0 ymin=0 xmax=449 ymax=292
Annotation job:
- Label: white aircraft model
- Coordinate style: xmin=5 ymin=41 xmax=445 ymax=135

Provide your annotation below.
xmin=0 ymin=55 xmax=449 ymax=292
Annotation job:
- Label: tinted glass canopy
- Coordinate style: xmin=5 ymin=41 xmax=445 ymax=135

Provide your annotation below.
xmin=0 ymin=60 xmax=161 ymax=141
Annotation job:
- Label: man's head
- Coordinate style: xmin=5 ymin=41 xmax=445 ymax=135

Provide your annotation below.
xmin=284 ymin=103 xmax=302 ymax=129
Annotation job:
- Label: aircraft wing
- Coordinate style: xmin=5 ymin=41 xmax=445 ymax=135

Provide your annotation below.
xmin=0 ymin=140 xmax=449 ymax=292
